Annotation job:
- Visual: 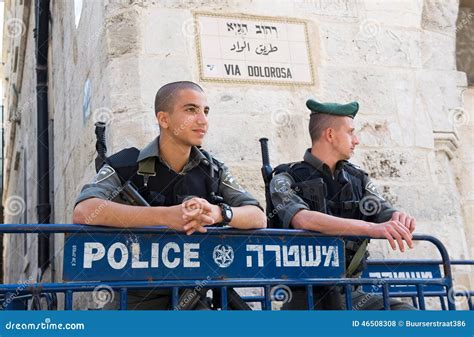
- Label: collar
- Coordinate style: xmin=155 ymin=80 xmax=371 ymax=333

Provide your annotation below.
xmin=303 ymin=149 xmax=346 ymax=177
xmin=137 ymin=136 xmax=207 ymax=173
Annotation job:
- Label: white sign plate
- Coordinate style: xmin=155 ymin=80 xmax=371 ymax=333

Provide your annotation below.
xmin=195 ymin=13 xmax=314 ymax=85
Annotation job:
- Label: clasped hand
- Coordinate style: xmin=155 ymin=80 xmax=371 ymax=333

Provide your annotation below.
xmin=165 ymin=197 xmax=222 ymax=235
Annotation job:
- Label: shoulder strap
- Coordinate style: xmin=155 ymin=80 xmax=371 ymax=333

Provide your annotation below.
xmin=273 ymin=161 xmax=304 ymax=175
xmin=105 ymin=147 xmax=141 ymax=183
xmin=198 ymin=148 xmax=224 ymax=203
xmin=343 ymin=161 xmax=368 ymax=180
xmin=199 ymin=148 xmax=223 ymax=177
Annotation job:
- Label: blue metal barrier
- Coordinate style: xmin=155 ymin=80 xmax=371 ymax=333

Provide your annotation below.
xmin=363 ymin=259 xmax=474 ymax=310
xmin=0 ymin=224 xmax=470 ymax=311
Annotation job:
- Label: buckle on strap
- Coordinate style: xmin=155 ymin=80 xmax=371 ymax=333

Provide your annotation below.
xmin=342 ymin=201 xmax=359 ymax=210
xmin=138 ymin=157 xmax=156 ymax=187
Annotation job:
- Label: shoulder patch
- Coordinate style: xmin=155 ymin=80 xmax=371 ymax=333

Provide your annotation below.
xmin=93 ymin=165 xmax=116 ymax=184
xmin=222 ymin=171 xmax=246 ymax=193
xmin=272 ymin=174 xmax=292 ymax=193
xmin=365 ymin=181 xmax=385 ymax=201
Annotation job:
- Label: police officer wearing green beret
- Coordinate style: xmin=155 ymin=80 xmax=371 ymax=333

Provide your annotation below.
xmin=269 ymin=99 xmax=416 ymax=310
xmin=73 ymin=81 xmax=266 ymax=309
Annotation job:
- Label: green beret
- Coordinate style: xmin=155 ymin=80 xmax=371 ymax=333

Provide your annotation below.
xmin=306 ymin=99 xmax=359 ymax=118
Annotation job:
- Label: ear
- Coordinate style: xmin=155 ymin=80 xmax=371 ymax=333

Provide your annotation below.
xmin=324 ymin=127 xmax=334 ymax=143
xmin=156 ymin=111 xmax=169 ymax=129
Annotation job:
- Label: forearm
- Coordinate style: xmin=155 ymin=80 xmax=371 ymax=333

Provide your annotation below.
xmin=229 ymin=205 xmax=267 ymax=229
xmin=292 ymin=209 xmax=370 ymax=236
xmin=72 ymin=198 xmax=169 ymax=228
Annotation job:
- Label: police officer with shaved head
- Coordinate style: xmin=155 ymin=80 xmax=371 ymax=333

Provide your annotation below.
xmin=270 ymin=99 xmax=416 ymax=310
xmin=73 ymin=81 xmax=266 ymax=309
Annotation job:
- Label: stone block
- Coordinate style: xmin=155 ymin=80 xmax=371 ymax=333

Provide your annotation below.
xmin=320 ymin=22 xmax=422 ymax=68
xmin=318 ymin=66 xmax=418 ymax=117
xmin=105 ymin=8 xmax=141 ymax=58
xmin=359 ymin=149 xmax=432 ymax=182
xmin=363 ymin=0 xmax=423 ymax=28
xmin=421 ymin=0 xmax=459 ymax=34
xmin=420 ymin=31 xmax=456 ymax=70
xmin=415 ymin=70 xmax=467 ymax=133
xmin=142 ymin=8 xmax=190 ymax=56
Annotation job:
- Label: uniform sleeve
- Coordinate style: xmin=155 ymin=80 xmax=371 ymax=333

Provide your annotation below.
xmin=218 ymin=165 xmax=262 ymax=210
xmin=75 ymin=165 xmax=125 ymax=206
xmin=361 ymin=175 xmax=397 ymax=223
xmin=269 ymin=172 xmax=309 ymax=229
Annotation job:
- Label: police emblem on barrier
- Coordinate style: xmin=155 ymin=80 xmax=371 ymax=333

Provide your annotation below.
xmin=213 ymin=244 xmax=234 ymax=268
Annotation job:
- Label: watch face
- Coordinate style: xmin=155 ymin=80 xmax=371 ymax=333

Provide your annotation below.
xmin=221 ymin=203 xmax=233 ymax=222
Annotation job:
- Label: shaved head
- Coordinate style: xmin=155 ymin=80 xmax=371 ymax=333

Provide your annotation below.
xmin=154 ymin=81 xmax=204 ymax=114
xmin=308 ymin=113 xmax=343 ymax=143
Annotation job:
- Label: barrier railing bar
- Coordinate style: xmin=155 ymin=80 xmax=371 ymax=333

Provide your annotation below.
xmin=367 ymin=260 xmax=474 ymax=265
xmin=417 ymin=284 xmax=426 ymax=310
xmin=439 ymin=296 xmax=446 ymax=310
xmin=344 ymin=285 xmax=352 ymax=311
xmin=264 ymin=285 xmax=271 ymax=310
xmin=220 ymin=287 xmax=228 ymax=310
xmin=306 ymin=285 xmax=314 ymax=310
xmin=171 ymin=287 xmax=179 ymax=310
xmin=4 ymin=292 xmax=12 ymax=310
xmin=382 ymin=283 xmax=390 ymax=310
xmin=0 ymin=278 xmax=452 ymax=292
xmin=65 ymin=290 xmax=73 ymax=310
xmin=120 ymin=288 xmax=127 ymax=310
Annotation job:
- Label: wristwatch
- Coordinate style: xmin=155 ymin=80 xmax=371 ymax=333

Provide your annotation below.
xmin=219 ymin=203 xmax=233 ymax=223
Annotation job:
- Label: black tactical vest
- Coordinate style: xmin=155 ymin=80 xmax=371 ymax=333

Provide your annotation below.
xmin=273 ymin=160 xmax=370 ymax=272
xmin=106 ymin=147 xmax=222 ymax=207
xmin=278 ymin=160 xmax=369 ymax=221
